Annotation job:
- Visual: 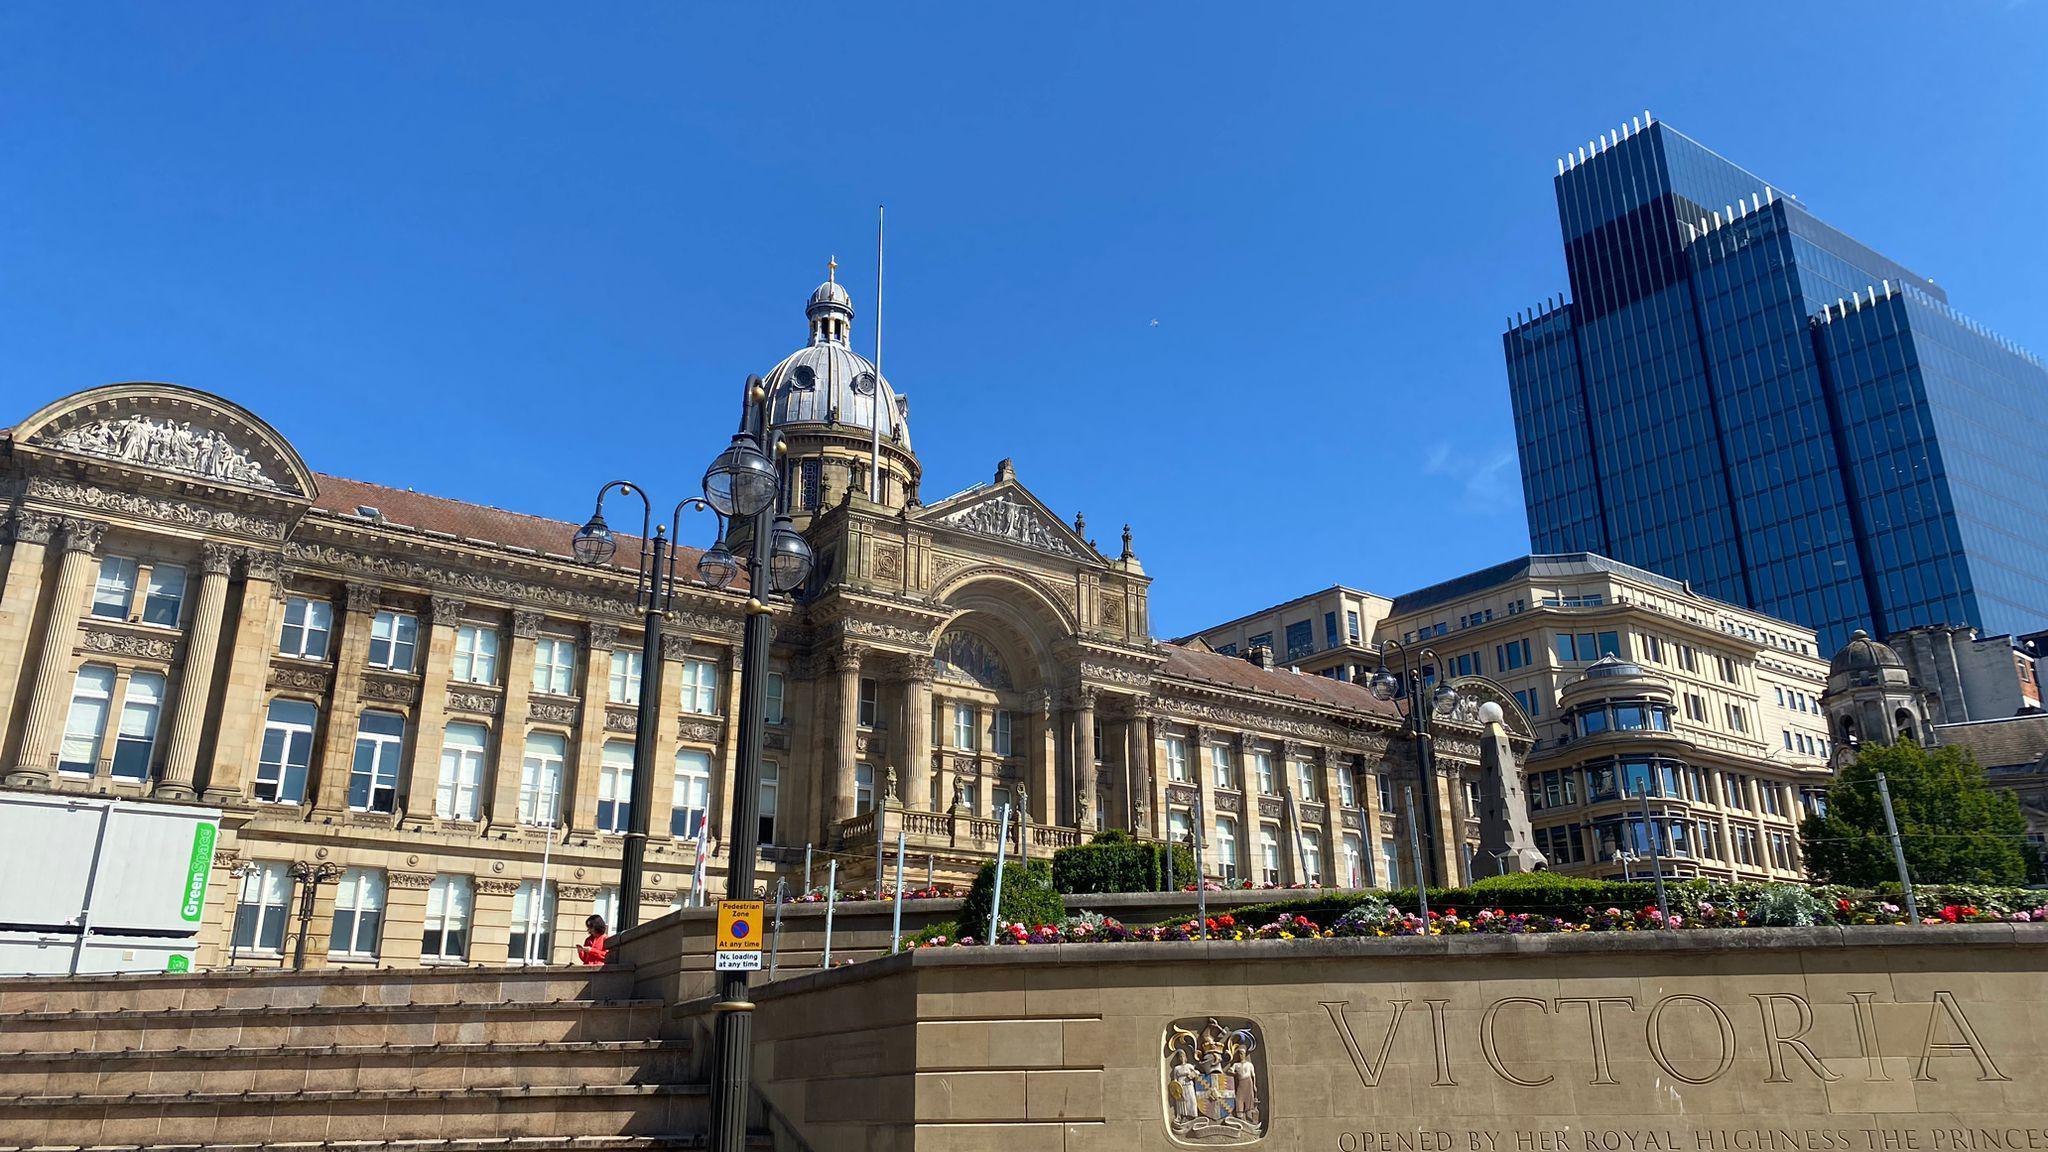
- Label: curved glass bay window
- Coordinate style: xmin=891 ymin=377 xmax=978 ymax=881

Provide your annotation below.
xmin=1583 ymin=757 xmax=1687 ymax=802
xmin=1568 ymin=697 xmax=1673 ymax=739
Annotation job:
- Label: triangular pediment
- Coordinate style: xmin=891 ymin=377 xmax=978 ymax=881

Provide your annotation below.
xmin=917 ymin=472 xmax=1097 ymax=564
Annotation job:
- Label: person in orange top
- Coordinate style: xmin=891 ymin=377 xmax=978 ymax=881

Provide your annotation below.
xmin=576 ymin=915 xmax=609 ymax=966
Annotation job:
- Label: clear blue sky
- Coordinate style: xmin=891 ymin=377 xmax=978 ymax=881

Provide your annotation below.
xmin=3 ymin=5 xmax=2043 ymax=637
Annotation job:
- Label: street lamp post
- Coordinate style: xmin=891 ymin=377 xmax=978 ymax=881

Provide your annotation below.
xmin=572 ymin=376 xmax=811 ymax=1152
xmin=1367 ymin=639 xmax=1478 ymax=889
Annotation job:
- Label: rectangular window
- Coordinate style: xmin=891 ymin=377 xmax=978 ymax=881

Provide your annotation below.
xmin=757 ymin=761 xmax=779 ymax=846
xmin=1165 ymin=736 xmax=1189 ymax=783
xmin=1301 ymin=830 xmax=1323 ymax=887
xmin=993 ymin=710 xmax=1013 ymax=757
xmin=58 ymin=665 xmax=117 ymax=776
xmin=451 ymin=624 xmax=498 ymax=685
xmin=952 ymin=703 xmax=977 ymax=751
xmin=141 ymin=563 xmax=186 ymax=627
xmin=1346 ymin=610 xmax=1361 ymax=643
xmin=520 ymin=733 xmax=566 ymax=825
xmin=278 ymin=596 xmax=333 ymax=659
xmin=765 ymin=672 xmax=786 ymax=724
xmin=1285 ymin=621 xmax=1314 ymax=660
xmin=110 ymin=671 xmax=165 ymax=781
xmin=1338 ymin=768 xmax=1356 ymax=807
xmin=1248 ymin=631 xmax=1272 ymax=652
xmin=1215 ymin=815 xmax=1239 ymax=881
xmin=1168 ymin=809 xmax=1192 ymax=849
xmin=1512 ymin=688 xmax=1542 ymax=718
xmin=368 ymin=610 xmax=418 ymax=672
xmin=1210 ymin=744 xmax=1234 ymax=789
xmin=1643 ymin=635 xmax=1663 ymax=664
xmin=1718 ymin=655 xmax=1739 ymax=684
xmin=1376 ymin=773 xmax=1395 ymax=814
xmin=1726 ymin=703 xmax=1748 ymax=733
xmin=592 ymin=887 xmax=620 ymax=929
xmin=509 ymin=880 xmax=555 ymax=964
xmin=1254 ymin=751 xmax=1276 ymax=796
xmin=1496 ymin=638 xmax=1531 ymax=672
xmin=1341 ymin=833 xmax=1365 ymax=888
xmin=1259 ymin=826 xmax=1281 ymax=884
xmin=608 ymin=650 xmax=642 ymax=704
xmin=232 ymin=862 xmax=292 ymax=953
xmin=596 ymin=742 xmax=634 ymax=832
xmin=856 ymin=763 xmax=876 ymax=811
xmin=672 ymin=749 xmax=712 ymax=838
xmin=682 ymin=658 xmax=719 ymax=715
xmin=532 ymin=637 xmax=577 ymax=696
xmin=436 ymin=722 xmax=487 ymax=820
xmin=329 ymin=868 xmax=385 ymax=959
xmin=1684 ymin=693 xmax=1707 ymax=723
xmin=1679 ymin=645 xmax=1699 ymax=673
xmin=858 ymin=677 xmax=879 ymax=727
xmin=1294 ymin=759 xmax=1317 ymax=801
xmin=421 ymin=876 xmax=472 ymax=961
xmin=348 ymin=711 xmax=406 ymax=813
xmin=1324 ymin=611 xmax=1339 ymax=649
xmin=255 ymin=699 xmax=317 ymax=803
xmin=92 ymin=556 xmax=139 ymax=620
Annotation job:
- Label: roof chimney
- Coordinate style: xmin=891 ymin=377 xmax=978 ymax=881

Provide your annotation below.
xmin=1245 ymin=645 xmax=1276 ymax=671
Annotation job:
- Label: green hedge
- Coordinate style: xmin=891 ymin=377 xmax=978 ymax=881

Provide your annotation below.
xmin=1051 ymin=830 xmax=1198 ymax=894
xmin=958 ymin=859 xmax=1065 ymax=935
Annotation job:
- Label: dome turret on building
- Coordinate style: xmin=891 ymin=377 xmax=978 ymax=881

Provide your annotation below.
xmin=1821 ymin=629 xmax=1934 ymax=758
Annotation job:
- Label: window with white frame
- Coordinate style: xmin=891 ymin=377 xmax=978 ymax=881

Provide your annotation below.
xmin=1376 ymin=773 xmax=1395 ymax=814
xmin=1301 ymin=830 xmax=1323 ymax=886
xmin=856 ymin=763 xmax=876 ymax=811
xmin=278 ymin=596 xmax=333 ymax=659
xmin=993 ymin=710 xmax=1013 ymax=757
xmin=1259 ymin=826 xmax=1281 ymax=884
xmin=451 ymin=624 xmax=498 ymax=685
xmin=608 ymin=649 xmax=642 ymax=704
xmin=520 ymin=733 xmax=566 ymax=825
xmin=1381 ymin=838 xmax=1402 ymax=887
xmin=347 ymin=711 xmax=405 ymax=813
xmin=1210 ymin=744 xmax=1234 ymax=789
xmin=1341 ymin=834 xmax=1365 ymax=888
xmin=765 ymin=672 xmax=785 ymax=725
xmin=421 ymin=876 xmax=472 ymax=961
xmin=509 ymin=880 xmax=555 ymax=963
xmin=92 ymin=556 xmax=138 ymax=620
xmin=681 ymin=658 xmax=719 ymax=715
xmin=255 ymin=699 xmax=317 ymax=804
xmin=368 ymin=610 xmax=418 ymax=672
xmin=141 ymin=563 xmax=185 ymax=627
xmin=110 ymin=671 xmax=165 ymax=781
xmin=328 ymin=868 xmax=385 ymax=959
xmin=1166 ymin=736 xmax=1190 ymax=783
xmin=1294 ymin=759 xmax=1317 ymax=801
xmin=1338 ymin=767 xmax=1356 ymax=807
xmin=232 ymin=862 xmax=291 ymax=953
xmin=1216 ymin=815 xmax=1240 ymax=880
xmin=58 ymin=665 xmax=116 ymax=776
xmin=436 ymin=723 xmax=487 ymax=820
xmin=1254 ymin=751 xmax=1276 ymax=796
xmin=858 ymin=677 xmax=879 ymax=727
xmin=532 ymin=637 xmax=577 ymax=696
xmin=596 ymin=741 xmax=634 ymax=832
xmin=672 ymin=748 xmax=712 ymax=838
xmin=592 ymin=886 xmax=620 ymax=928
xmin=758 ymin=761 xmax=779 ymax=846
xmin=952 ymin=703 xmax=977 ymax=751
xmin=1167 ymin=809 xmax=1192 ymax=848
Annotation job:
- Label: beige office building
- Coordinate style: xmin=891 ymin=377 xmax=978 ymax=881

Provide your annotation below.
xmin=1380 ymin=553 xmax=1835 ymax=881
xmin=0 ymin=275 xmax=1531 ymax=972
xmin=1182 ymin=586 xmax=1390 ymax=681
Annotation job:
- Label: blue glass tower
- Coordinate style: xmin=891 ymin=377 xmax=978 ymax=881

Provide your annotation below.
xmin=1506 ymin=116 xmax=2048 ymax=651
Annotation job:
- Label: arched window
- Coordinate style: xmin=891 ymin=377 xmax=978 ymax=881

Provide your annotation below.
xmin=1894 ymin=708 xmax=1918 ymax=743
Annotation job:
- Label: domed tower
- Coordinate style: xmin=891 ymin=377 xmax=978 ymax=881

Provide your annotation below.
xmin=761 ymin=263 xmax=919 ymax=528
xmin=1821 ymin=629 xmax=1935 ymax=763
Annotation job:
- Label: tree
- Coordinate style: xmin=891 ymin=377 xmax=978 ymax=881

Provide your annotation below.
xmin=1800 ymin=741 xmax=2031 ymax=887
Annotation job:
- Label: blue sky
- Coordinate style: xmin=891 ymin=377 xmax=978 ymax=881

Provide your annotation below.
xmin=3 ymin=5 xmax=2043 ymax=637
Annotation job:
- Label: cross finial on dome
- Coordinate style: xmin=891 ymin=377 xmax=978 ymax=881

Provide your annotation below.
xmin=828 ymin=255 xmax=837 ymax=283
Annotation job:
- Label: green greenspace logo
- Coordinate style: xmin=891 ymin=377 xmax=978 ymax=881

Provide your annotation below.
xmin=181 ymin=823 xmax=217 ymax=922
xmin=166 ymin=955 xmax=190 ymax=973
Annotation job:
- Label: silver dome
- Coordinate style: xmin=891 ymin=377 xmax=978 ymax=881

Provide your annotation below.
xmin=764 ymin=278 xmax=911 ymax=451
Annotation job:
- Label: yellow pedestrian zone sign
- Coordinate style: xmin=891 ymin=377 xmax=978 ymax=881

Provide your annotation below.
xmin=716 ymin=899 xmax=764 ymax=971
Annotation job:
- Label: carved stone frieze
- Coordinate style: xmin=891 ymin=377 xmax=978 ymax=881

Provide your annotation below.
xmin=475 ymin=878 xmax=521 ymax=897
xmin=1078 ymin=659 xmax=1152 ymax=689
xmin=241 ymin=550 xmax=283 ymax=582
xmin=680 ymin=719 xmax=721 ymax=744
xmin=670 ymin=608 xmax=745 ymax=641
xmin=930 ymin=553 xmax=972 ymax=585
xmin=1165 ymin=784 xmax=1197 ymax=806
xmin=605 ymin=707 xmax=638 ymax=733
xmin=79 ymin=625 xmax=177 ymax=662
xmin=951 ymin=755 xmax=980 ymax=778
xmin=429 ymin=594 xmax=468 ymax=623
xmin=361 ymin=674 xmax=417 ymax=705
xmin=764 ymin=730 xmax=789 ymax=751
xmin=283 ymin=542 xmax=642 ymax=622
xmin=528 ymin=699 xmax=578 ymax=725
xmin=935 ymin=493 xmax=1083 ymax=559
xmin=1213 ymin=791 xmax=1243 ymax=815
xmin=587 ymin=622 xmax=621 ymax=651
xmin=386 ymin=871 xmax=435 ymax=889
xmin=447 ymin=688 xmax=500 ymax=715
xmin=872 ymin=542 xmax=904 ymax=581
xmin=25 ymin=476 xmax=288 ymax=540
xmin=558 ymin=883 xmax=600 ymax=900
xmin=269 ymin=663 xmax=332 ymax=693
xmin=841 ymin=617 xmax=934 ymax=648
xmin=38 ymin=413 xmax=286 ymax=490
xmin=1258 ymin=797 xmax=1283 ymax=819
xmin=512 ymin=610 xmax=546 ymax=639
xmin=1300 ymin=802 xmax=1327 ymax=824
xmin=1342 ymin=809 xmax=1363 ymax=830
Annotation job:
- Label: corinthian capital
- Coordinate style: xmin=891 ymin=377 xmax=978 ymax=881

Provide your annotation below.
xmin=11 ymin=509 xmax=58 ymax=546
xmin=59 ymin=517 xmax=105 ymax=554
xmin=199 ymin=541 xmax=237 ymax=576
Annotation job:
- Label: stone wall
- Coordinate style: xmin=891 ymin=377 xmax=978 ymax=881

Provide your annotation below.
xmin=720 ymin=924 xmax=2047 ymax=1152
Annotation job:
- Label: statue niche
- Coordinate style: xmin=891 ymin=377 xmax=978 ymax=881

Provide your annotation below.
xmin=934 ymin=630 xmax=1013 ymax=691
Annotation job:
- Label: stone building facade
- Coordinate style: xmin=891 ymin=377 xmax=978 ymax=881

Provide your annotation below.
xmin=0 ymin=277 xmax=1528 ymax=971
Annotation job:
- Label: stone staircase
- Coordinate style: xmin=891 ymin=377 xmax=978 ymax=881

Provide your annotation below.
xmin=0 ymin=966 xmax=753 ymax=1152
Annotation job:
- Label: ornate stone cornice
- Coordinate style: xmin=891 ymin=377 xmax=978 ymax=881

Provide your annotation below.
xmin=839 ymin=617 xmax=935 ymax=650
xmin=24 ymin=475 xmax=287 ymax=541
xmin=669 ymin=608 xmax=745 ymax=642
xmin=282 ymin=540 xmax=641 ymax=622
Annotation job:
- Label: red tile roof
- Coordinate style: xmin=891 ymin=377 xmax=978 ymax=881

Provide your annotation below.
xmin=1160 ymin=643 xmax=1400 ymax=719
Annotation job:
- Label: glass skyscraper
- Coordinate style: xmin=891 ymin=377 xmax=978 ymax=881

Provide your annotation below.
xmin=1506 ymin=115 xmax=2048 ymax=651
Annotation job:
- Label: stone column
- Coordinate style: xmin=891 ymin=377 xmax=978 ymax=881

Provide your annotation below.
xmin=488 ymin=610 xmax=543 ymax=829
xmin=1430 ymin=763 xmax=1464 ymax=885
xmin=709 ymin=644 xmax=742 ymax=861
xmin=829 ymin=644 xmax=864 ymax=826
xmin=567 ymin=622 xmax=618 ymax=832
xmin=312 ymin=583 xmax=380 ymax=814
xmin=1126 ymin=703 xmax=1153 ymax=835
xmin=154 ymin=543 xmax=236 ymax=799
xmin=1190 ymin=725 xmax=1217 ymax=872
xmin=649 ymin=633 xmax=687 ymax=842
xmin=471 ymin=878 xmax=521 ymax=965
xmin=382 ymin=871 xmax=435 ymax=964
xmin=401 ymin=595 xmax=464 ymax=819
xmin=0 ymin=510 xmax=59 ymax=749
xmin=202 ymin=551 xmax=283 ymax=801
xmin=1073 ymin=687 xmax=1097 ymax=829
xmin=902 ymin=661 xmax=933 ymax=811
xmin=8 ymin=517 xmax=105 ymax=788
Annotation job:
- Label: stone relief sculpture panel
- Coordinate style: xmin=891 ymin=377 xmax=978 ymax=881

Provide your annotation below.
xmin=937 ymin=493 xmax=1082 ymax=559
xmin=1163 ymin=1017 xmax=1266 ymax=1145
xmin=40 ymin=415 xmax=283 ymax=491
xmin=934 ymin=629 xmax=1012 ymax=691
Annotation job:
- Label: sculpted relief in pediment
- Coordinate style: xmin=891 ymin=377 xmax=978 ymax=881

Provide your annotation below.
xmin=936 ymin=493 xmax=1083 ymax=560
xmin=38 ymin=414 xmax=286 ymax=492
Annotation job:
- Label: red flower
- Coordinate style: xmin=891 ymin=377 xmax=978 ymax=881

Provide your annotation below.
xmin=1217 ymin=915 xmax=1236 ymax=928
xmin=1837 ymin=898 xmax=1852 ymax=912
xmin=1939 ymin=905 xmax=1961 ymax=923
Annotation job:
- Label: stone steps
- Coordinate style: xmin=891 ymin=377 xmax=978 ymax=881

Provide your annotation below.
xmin=0 ymin=969 xmax=639 ymax=1016
xmin=1 ymin=999 xmax=667 ymax=1054
xmin=0 ymin=1137 xmax=770 ymax=1152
